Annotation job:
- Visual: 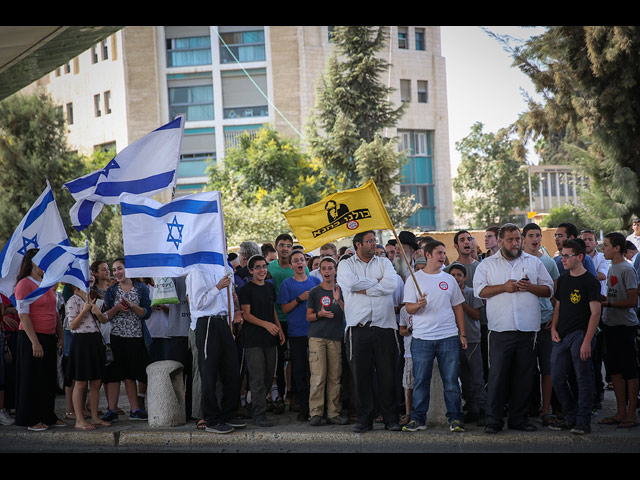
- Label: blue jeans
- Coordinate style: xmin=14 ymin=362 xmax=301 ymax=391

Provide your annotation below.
xmin=410 ymin=335 xmax=462 ymax=425
xmin=550 ymin=329 xmax=595 ymax=425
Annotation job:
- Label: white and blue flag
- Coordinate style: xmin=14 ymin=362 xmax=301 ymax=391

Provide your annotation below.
xmin=64 ymin=115 xmax=185 ymax=231
xmin=19 ymin=241 xmax=90 ymax=307
xmin=120 ymin=190 xmax=228 ymax=278
xmin=0 ymin=182 xmax=70 ymax=302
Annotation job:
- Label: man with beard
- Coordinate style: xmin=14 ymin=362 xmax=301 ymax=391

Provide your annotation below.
xmin=473 ymin=224 xmax=554 ymax=434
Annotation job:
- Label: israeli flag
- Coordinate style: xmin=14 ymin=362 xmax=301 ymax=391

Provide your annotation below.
xmin=0 ymin=182 xmax=70 ymax=302
xmin=19 ymin=241 xmax=90 ymax=307
xmin=64 ymin=115 xmax=186 ymax=231
xmin=120 ymin=190 xmax=228 ymax=278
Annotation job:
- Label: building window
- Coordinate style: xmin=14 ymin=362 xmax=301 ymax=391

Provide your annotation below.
xmin=400 ymin=79 xmax=411 ymax=102
xmin=417 ymin=81 xmax=428 ymax=103
xmin=415 ymin=28 xmax=425 ymax=50
xmin=104 ymin=91 xmax=111 ymax=114
xmin=398 ymin=129 xmax=435 ymax=230
xmin=169 ymin=84 xmax=214 ymax=122
xmin=398 ymin=27 xmax=408 ymax=49
xmin=66 ymin=103 xmax=74 ymax=125
xmin=224 ymin=125 xmax=261 ymax=151
xmin=64 ymin=63 xmax=71 ymax=74
xmin=101 ymin=40 xmax=109 ymax=60
xmin=94 ymin=94 xmax=101 ymax=117
xmin=166 ymin=36 xmax=212 ymax=67
xmin=219 ymin=29 xmax=265 ymax=64
xmin=91 ymin=46 xmax=98 ymax=64
xmin=221 ymin=69 xmax=268 ymax=119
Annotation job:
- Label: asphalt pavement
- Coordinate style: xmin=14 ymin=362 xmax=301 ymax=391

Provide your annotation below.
xmin=0 ymin=385 xmax=639 ymax=453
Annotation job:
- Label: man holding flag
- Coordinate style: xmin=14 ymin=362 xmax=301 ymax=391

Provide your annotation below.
xmin=284 ymin=180 xmax=406 ymax=433
xmin=119 ymin=190 xmax=245 ymax=433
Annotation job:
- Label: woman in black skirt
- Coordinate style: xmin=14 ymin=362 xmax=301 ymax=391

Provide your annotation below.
xmin=101 ymin=258 xmax=151 ymax=422
xmin=66 ymin=273 xmax=111 ymax=430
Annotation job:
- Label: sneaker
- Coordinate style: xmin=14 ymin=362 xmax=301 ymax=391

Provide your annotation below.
xmin=384 ymin=423 xmax=402 ymax=431
xmin=309 ymin=415 xmax=323 ymax=426
xmin=205 ymin=423 xmax=234 ymax=434
xmin=449 ymin=420 xmax=466 ymax=432
xmin=327 ymin=415 xmax=349 ymax=425
xmin=129 ymin=409 xmax=148 ymax=421
xmin=548 ymin=419 xmax=575 ymax=431
xmin=402 ymin=420 xmax=426 ymax=432
xmin=226 ymin=417 xmax=247 ymax=428
xmin=102 ymin=410 xmax=118 ymax=423
xmin=570 ymin=423 xmax=591 ymax=435
xmin=0 ymin=409 xmax=14 ymax=426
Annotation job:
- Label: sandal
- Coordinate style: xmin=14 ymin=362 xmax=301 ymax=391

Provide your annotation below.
xmin=64 ymin=412 xmax=76 ymax=420
xmin=542 ymin=414 xmax=558 ymax=427
xmin=597 ymin=417 xmax=621 ymax=425
xmin=617 ymin=420 xmax=638 ymax=429
xmin=75 ymin=424 xmax=96 ymax=431
xmin=28 ymin=422 xmax=48 ymax=432
xmin=196 ymin=419 xmax=207 ymax=430
xmin=399 ymin=414 xmax=410 ymax=425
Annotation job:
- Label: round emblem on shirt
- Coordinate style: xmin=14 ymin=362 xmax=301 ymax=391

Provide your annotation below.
xmin=321 ymin=296 xmax=331 ymax=307
xmin=570 ymin=289 xmax=581 ymax=304
xmin=346 ymin=220 xmax=359 ymax=230
xmin=439 ymin=281 xmax=448 ymax=290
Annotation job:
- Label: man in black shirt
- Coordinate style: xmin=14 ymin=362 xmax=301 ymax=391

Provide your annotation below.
xmin=549 ymin=239 xmax=601 ymax=434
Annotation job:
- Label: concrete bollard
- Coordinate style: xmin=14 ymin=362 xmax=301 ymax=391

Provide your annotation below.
xmin=426 ymin=359 xmax=449 ymax=427
xmin=146 ymin=360 xmax=186 ymax=427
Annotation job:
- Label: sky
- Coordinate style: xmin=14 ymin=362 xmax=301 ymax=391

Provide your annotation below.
xmin=440 ymin=26 xmax=547 ymax=177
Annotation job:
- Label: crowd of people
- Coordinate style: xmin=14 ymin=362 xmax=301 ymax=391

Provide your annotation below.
xmin=0 ymin=218 xmax=639 ymax=436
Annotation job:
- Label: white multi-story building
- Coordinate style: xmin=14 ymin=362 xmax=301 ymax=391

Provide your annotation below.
xmin=22 ymin=26 xmax=454 ymax=231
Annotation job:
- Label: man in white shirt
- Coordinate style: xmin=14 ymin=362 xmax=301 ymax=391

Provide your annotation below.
xmin=626 ymin=216 xmax=640 ymax=249
xmin=473 ymin=223 xmax=554 ymax=434
xmin=186 ymin=268 xmax=245 ymax=434
xmin=402 ymin=240 xmax=467 ymax=433
xmin=337 ymin=230 xmax=402 ymax=433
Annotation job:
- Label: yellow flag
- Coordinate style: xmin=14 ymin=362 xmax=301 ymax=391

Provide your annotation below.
xmin=284 ymin=180 xmax=394 ymax=251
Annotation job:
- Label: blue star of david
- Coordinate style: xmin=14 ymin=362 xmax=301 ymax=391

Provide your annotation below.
xmin=17 ymin=234 xmax=38 ymax=256
xmin=101 ymin=158 xmax=120 ymax=178
xmin=166 ymin=216 xmax=183 ymax=250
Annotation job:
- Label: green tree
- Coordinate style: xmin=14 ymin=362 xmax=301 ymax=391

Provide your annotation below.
xmin=503 ymin=26 xmax=640 ymax=230
xmin=305 ymin=26 xmax=411 ymax=211
xmin=539 ymin=203 xmax=590 ymax=233
xmin=453 ymin=122 xmax=529 ymax=228
xmin=0 ymin=92 xmax=85 ymax=244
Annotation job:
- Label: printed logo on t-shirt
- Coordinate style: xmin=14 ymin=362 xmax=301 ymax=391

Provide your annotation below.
xmin=610 ymin=276 xmax=618 ymax=287
xmin=439 ymin=281 xmax=449 ymax=291
xmin=321 ymin=296 xmax=332 ymax=307
xmin=570 ymin=289 xmax=581 ymax=304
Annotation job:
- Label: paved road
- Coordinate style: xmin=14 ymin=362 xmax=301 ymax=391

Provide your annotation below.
xmin=0 ymin=387 xmax=638 ymax=453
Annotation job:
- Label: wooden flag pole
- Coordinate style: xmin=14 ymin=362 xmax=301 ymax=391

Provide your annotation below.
xmin=391 ymin=228 xmax=423 ymax=298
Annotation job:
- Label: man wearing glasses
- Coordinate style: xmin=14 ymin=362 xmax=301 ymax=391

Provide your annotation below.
xmin=473 ymin=224 xmax=554 ymax=434
xmin=553 ymin=223 xmax=597 ymax=278
xmin=337 ymin=230 xmax=402 ymax=433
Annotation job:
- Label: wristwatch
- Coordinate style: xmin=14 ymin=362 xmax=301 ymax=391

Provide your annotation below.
xmin=295 ymin=296 xmax=302 ymax=303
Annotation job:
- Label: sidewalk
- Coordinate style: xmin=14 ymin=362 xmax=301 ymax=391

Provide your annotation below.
xmin=0 ymin=386 xmax=639 ymax=453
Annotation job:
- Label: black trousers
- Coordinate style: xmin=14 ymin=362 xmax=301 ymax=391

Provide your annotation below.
xmin=194 ymin=315 xmax=240 ymax=426
xmin=15 ymin=331 xmax=59 ymax=427
xmin=346 ymin=326 xmax=400 ymax=427
xmin=486 ymin=330 xmax=537 ymax=430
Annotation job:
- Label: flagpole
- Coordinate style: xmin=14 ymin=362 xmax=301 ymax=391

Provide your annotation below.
xmin=227 ymin=284 xmax=233 ymax=334
xmin=390 ymin=228 xmax=423 ymax=298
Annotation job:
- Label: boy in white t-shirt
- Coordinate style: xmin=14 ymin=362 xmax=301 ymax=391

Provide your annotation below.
xmin=398 ymin=306 xmax=413 ymax=425
xmin=402 ymin=241 xmax=467 ymax=433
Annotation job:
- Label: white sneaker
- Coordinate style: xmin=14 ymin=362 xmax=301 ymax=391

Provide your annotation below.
xmin=0 ymin=409 xmax=15 ymax=425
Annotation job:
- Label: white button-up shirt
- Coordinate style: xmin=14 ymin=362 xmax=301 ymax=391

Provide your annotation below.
xmin=473 ymin=251 xmax=554 ymax=332
xmin=185 ymin=268 xmax=230 ymax=330
xmin=337 ymin=253 xmax=397 ymax=329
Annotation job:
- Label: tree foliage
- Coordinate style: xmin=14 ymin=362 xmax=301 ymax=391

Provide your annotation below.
xmin=500 ymin=26 xmax=640 ymax=229
xmin=305 ymin=26 xmax=408 ymax=199
xmin=453 ymin=122 xmax=529 ymax=228
xmin=0 ymin=92 xmax=85 ymax=244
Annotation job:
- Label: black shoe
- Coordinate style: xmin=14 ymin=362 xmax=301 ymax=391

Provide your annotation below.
xmin=327 ymin=415 xmax=349 ymax=425
xmin=508 ymin=422 xmax=537 ymax=432
xmin=484 ymin=425 xmax=500 ymax=434
xmin=205 ymin=423 xmax=234 ymax=434
xmin=570 ymin=423 xmax=591 ymax=435
xmin=352 ymin=423 xmax=373 ymax=433
xmin=384 ymin=423 xmax=402 ymax=431
xmin=309 ymin=415 xmax=323 ymax=426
